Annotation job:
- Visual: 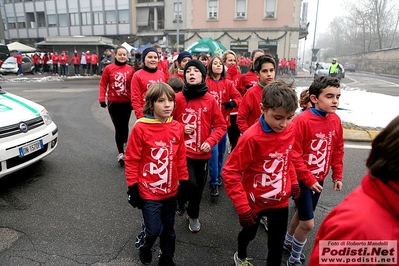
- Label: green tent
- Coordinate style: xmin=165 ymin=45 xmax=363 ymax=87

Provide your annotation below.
xmin=186 ymin=38 xmax=227 ymax=57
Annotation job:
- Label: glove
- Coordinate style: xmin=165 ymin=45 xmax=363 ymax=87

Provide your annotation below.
xmin=291 ymin=183 xmax=301 ymax=200
xmin=100 ymin=102 xmax=107 ymax=108
xmin=238 ymin=209 xmax=258 ymax=227
xmin=127 ymin=184 xmax=143 ymax=209
xmin=221 ymin=101 xmax=237 ymax=110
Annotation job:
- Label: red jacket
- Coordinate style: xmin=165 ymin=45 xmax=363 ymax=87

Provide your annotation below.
xmin=85 ymin=54 xmax=92 ymax=64
xmin=131 ymin=69 xmax=165 ymax=119
xmin=172 ymin=71 xmax=184 ymax=81
xmin=58 ymin=55 xmax=68 ymax=65
xmin=236 ymin=70 xmax=258 ymax=96
xmin=291 ymin=109 xmax=344 ymax=188
xmin=173 ymin=92 xmax=227 ymax=160
xmin=13 ymin=54 xmax=22 ymax=65
xmin=91 ymin=53 xmax=98 ymax=64
xmin=236 ymin=82 xmax=263 ymax=133
xmin=158 ymin=59 xmax=170 ymax=82
xmin=309 ymin=173 xmax=399 ymax=266
xmin=125 ymin=117 xmax=189 ymax=201
xmin=223 ymin=119 xmax=298 ymax=214
xmin=206 ymin=77 xmax=242 ymax=126
xmin=70 ymin=54 xmax=80 ymax=65
xmin=99 ymin=63 xmax=134 ymax=103
xmin=51 ymin=54 xmax=59 ymax=63
xmin=226 ymin=66 xmax=241 ymax=115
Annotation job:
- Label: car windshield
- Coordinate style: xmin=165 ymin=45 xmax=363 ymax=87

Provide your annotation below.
xmin=317 ymin=63 xmax=330 ymax=69
xmin=3 ymin=57 xmax=16 ymax=64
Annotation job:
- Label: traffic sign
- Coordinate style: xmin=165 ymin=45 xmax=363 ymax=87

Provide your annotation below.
xmin=312 ymin=56 xmax=317 ymax=62
xmin=312 ymin=48 xmax=320 ymax=55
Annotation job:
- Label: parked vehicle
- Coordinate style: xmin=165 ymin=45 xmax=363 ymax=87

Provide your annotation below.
xmin=0 ymin=44 xmax=10 ymax=62
xmin=314 ymin=62 xmax=345 ymax=79
xmin=0 ymin=87 xmax=58 ymax=178
xmin=344 ymin=62 xmax=356 ymax=72
xmin=0 ymin=56 xmax=35 ymax=75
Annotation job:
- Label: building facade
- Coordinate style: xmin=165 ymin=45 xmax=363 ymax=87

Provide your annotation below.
xmin=0 ymin=0 xmax=306 ymax=58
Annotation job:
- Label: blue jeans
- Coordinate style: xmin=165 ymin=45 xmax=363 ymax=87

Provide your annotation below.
xmin=208 ymin=133 xmax=227 ymax=186
xmin=140 ymin=197 xmax=176 ymax=259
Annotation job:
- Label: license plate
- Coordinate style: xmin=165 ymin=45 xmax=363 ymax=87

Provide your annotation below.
xmin=19 ymin=140 xmax=44 ymax=157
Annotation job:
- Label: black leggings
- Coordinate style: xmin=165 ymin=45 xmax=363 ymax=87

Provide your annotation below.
xmin=238 ymin=207 xmax=288 ymax=265
xmin=107 ymin=101 xmax=132 ymax=154
xmin=177 ymin=157 xmax=208 ymax=219
xmin=228 ymin=114 xmax=240 ymax=151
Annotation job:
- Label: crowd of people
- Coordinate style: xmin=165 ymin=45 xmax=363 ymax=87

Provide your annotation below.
xmin=97 ymin=45 xmax=398 ymax=266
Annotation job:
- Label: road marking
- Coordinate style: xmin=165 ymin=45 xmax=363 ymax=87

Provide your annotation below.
xmin=344 ymin=144 xmax=371 ymax=149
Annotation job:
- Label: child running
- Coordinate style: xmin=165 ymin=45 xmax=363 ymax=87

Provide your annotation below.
xmin=223 ymin=80 xmax=300 ymax=266
xmin=284 ymin=76 xmax=344 ymax=266
xmin=125 ymin=82 xmax=188 ymax=266
xmin=206 ymin=55 xmax=242 ymax=197
xmin=236 ymin=55 xmax=276 ymax=134
xmin=173 ymin=60 xmax=227 ymax=233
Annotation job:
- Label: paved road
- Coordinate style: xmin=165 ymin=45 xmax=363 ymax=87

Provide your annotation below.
xmin=0 ymin=79 xmax=372 ymax=266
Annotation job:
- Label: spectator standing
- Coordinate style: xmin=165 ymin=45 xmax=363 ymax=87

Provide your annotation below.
xmin=58 ymin=51 xmax=68 ymax=77
xmin=80 ymin=52 xmax=87 ymax=75
xmin=51 ymin=52 xmax=59 ymax=75
xmin=98 ymin=46 xmax=135 ymax=165
xmin=70 ymin=51 xmax=81 ymax=76
xmin=85 ymin=51 xmax=92 ymax=76
xmin=91 ymin=52 xmax=99 ymax=75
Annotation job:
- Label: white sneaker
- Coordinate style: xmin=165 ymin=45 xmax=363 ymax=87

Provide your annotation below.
xmin=234 ymin=251 xmax=253 ymax=266
xmin=117 ymin=153 xmax=124 ymax=165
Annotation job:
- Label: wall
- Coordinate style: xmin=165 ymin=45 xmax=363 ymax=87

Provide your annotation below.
xmin=330 ymin=47 xmax=399 ymax=76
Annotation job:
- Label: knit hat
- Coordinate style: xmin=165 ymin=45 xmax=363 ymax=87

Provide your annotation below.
xmin=177 ymin=51 xmax=192 ymax=64
xmin=184 ymin=60 xmax=207 ymax=82
xmin=141 ymin=47 xmax=158 ymax=61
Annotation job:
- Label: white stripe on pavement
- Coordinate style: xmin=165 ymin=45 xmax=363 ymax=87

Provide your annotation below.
xmin=344 ymin=144 xmax=371 ymax=149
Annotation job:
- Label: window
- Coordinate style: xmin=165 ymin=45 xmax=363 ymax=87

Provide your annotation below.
xmin=137 ymin=7 xmax=149 ymax=26
xmin=105 ymin=10 xmax=116 ymax=24
xmin=265 ymin=0 xmax=276 ymax=18
xmin=93 ymin=12 xmax=104 ymax=25
xmin=7 ymin=17 xmax=16 ymax=29
xmin=236 ymin=0 xmax=246 ymax=18
xmin=173 ymin=2 xmax=182 ymax=20
xmin=17 ymin=16 xmax=26 ymax=29
xmin=3 ymin=19 xmax=8 ymax=31
xmin=208 ymin=0 xmax=217 ymax=19
xmin=59 ymin=14 xmax=68 ymax=27
xmin=70 ymin=13 xmax=79 ymax=26
xmin=81 ymin=12 xmax=91 ymax=25
xmin=47 ymin=14 xmax=57 ymax=27
xmin=119 ymin=10 xmax=129 ymax=24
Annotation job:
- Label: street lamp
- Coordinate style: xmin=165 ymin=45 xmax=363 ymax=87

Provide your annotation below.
xmin=310 ymin=0 xmax=320 ymax=72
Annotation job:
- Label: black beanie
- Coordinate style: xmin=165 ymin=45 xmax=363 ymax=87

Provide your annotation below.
xmin=184 ymin=60 xmax=207 ymax=82
xmin=141 ymin=47 xmax=158 ymax=61
xmin=177 ymin=51 xmax=192 ymax=64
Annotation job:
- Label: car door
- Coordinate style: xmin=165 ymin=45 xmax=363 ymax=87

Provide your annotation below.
xmin=22 ymin=57 xmax=31 ymax=73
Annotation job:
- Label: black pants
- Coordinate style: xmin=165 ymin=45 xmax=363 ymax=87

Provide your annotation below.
xmin=74 ymin=64 xmax=80 ymax=75
xmin=177 ymin=157 xmax=208 ymax=219
xmin=60 ymin=64 xmax=66 ymax=76
xmin=238 ymin=207 xmax=288 ymax=265
xmin=107 ymin=101 xmax=132 ymax=154
xmin=228 ymin=114 xmax=240 ymax=151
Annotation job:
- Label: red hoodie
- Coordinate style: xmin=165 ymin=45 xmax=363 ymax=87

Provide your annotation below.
xmin=223 ymin=120 xmax=298 ymax=214
xmin=236 ymin=71 xmax=258 ymax=96
xmin=226 ymin=66 xmax=241 ymax=115
xmin=131 ymin=69 xmax=165 ymax=119
xmin=206 ymin=77 xmax=242 ymax=126
xmin=310 ymin=173 xmax=399 ymax=266
xmin=173 ymin=92 xmax=227 ymax=160
xmin=236 ymin=82 xmax=263 ymax=133
xmin=291 ymin=109 xmax=344 ymax=188
xmin=125 ymin=117 xmax=189 ymax=200
xmin=99 ymin=63 xmax=134 ymax=103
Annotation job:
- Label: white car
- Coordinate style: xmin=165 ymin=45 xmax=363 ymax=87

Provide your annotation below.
xmin=0 ymin=88 xmax=58 ymax=178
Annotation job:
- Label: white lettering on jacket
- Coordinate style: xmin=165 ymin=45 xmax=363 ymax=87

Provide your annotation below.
xmin=114 ymin=71 xmax=127 ymax=95
xmin=182 ymin=107 xmax=202 ymax=152
xmin=303 ymin=131 xmax=334 ymax=178
xmin=142 ymin=140 xmax=171 ymax=194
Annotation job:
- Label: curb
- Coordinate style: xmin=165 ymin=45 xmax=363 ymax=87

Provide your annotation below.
xmin=343 ymin=129 xmax=380 ymax=142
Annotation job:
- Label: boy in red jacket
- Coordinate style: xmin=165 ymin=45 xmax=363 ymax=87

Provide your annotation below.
xmin=223 ymin=80 xmax=300 ymax=266
xmin=125 ymin=82 xmax=188 ymax=266
xmin=285 ymin=76 xmax=344 ymax=266
xmin=236 ymin=55 xmax=276 ymax=134
xmin=173 ymin=60 xmax=227 ymax=233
